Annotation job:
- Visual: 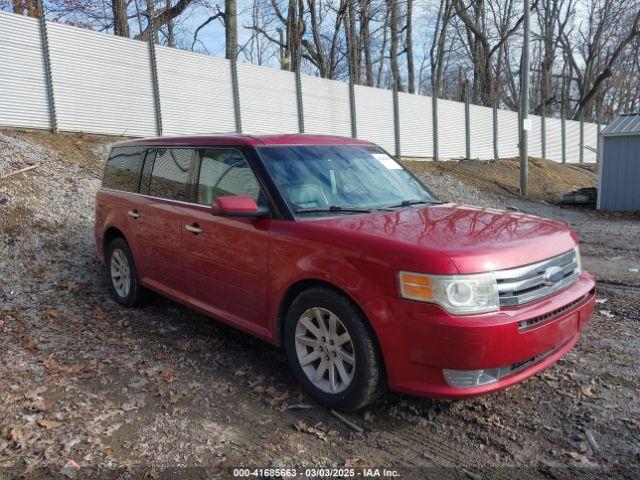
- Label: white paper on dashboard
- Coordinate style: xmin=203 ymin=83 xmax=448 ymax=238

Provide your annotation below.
xmin=372 ymin=154 xmax=402 ymax=170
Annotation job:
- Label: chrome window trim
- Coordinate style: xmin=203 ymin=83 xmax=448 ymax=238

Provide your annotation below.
xmin=100 ymin=187 xmax=210 ymax=210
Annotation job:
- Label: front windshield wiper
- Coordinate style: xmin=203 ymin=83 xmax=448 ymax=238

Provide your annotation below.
xmin=295 ymin=205 xmax=373 ymax=214
xmin=385 ymin=199 xmax=442 ymax=208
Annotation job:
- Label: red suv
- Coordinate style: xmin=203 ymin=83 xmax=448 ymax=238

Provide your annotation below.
xmin=95 ymin=134 xmax=596 ymax=410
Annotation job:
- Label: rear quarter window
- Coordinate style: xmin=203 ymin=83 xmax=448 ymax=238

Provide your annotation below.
xmin=102 ymin=147 xmax=145 ymax=193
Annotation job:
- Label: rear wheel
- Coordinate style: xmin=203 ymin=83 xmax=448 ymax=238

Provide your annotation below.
xmin=284 ymin=287 xmax=385 ymax=410
xmin=106 ymin=237 xmax=149 ymax=307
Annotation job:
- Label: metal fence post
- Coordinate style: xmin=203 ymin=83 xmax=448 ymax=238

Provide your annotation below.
xmin=519 ymin=0 xmax=530 ymax=196
xmin=294 ymin=67 xmax=305 ymax=134
xmin=493 ymin=99 xmax=499 ymax=160
xmin=561 ymin=103 xmax=566 ymax=163
xmin=431 ymin=86 xmax=439 ymax=161
xmin=36 ymin=0 xmax=58 ymax=133
xmin=596 ymin=107 xmax=601 ymax=163
xmin=541 ymin=113 xmax=546 ymax=160
xmin=146 ymin=19 xmax=163 ymax=136
xmin=230 ymin=57 xmax=242 ymax=134
xmin=392 ymin=81 xmax=401 ymax=161
xmin=464 ymin=80 xmax=471 ymax=159
xmin=579 ymin=110 xmax=584 ymax=163
xmin=348 ymin=65 xmax=357 ymax=138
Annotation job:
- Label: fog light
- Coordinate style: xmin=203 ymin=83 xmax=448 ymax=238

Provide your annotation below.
xmin=443 ymin=368 xmax=501 ymax=388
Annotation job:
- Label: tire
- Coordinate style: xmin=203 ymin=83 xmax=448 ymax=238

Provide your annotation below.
xmin=284 ymin=287 xmax=386 ymax=411
xmin=106 ymin=237 xmax=149 ymax=307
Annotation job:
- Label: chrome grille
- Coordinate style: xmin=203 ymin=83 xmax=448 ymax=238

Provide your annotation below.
xmin=495 ymin=249 xmax=580 ymax=307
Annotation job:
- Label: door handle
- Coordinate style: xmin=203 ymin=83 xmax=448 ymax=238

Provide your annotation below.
xmin=128 ymin=210 xmax=140 ymax=219
xmin=185 ymin=224 xmax=203 ymax=234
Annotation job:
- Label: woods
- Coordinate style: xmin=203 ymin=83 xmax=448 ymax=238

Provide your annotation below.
xmin=5 ymin=0 xmax=639 ymax=123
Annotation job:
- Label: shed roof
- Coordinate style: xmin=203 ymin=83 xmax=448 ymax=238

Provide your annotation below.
xmin=601 ymin=113 xmax=640 ymax=136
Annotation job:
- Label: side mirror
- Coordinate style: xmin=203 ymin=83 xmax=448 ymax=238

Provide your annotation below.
xmin=211 ymin=195 xmax=269 ymax=218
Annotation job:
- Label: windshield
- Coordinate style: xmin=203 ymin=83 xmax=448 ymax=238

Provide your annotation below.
xmin=257 ymin=145 xmax=439 ymax=216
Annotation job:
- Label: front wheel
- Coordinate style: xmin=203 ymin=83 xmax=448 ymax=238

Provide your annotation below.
xmin=284 ymin=287 xmax=385 ymax=411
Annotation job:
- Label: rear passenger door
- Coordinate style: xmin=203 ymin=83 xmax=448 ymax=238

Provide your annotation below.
xmin=177 ymin=148 xmax=271 ymax=337
xmin=133 ymin=148 xmax=194 ymax=300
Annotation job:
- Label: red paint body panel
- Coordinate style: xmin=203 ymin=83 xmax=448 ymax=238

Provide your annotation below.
xmin=361 ymin=274 xmax=595 ymax=396
xmin=95 ymin=134 xmax=597 ymax=400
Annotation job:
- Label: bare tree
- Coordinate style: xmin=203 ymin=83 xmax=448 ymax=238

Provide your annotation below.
xmin=405 ymin=0 xmax=415 ymax=93
xmin=112 ymin=0 xmax=130 ymax=36
xmin=386 ymin=0 xmax=402 ymax=90
xmin=562 ymin=1 xmax=640 ymax=120
xmin=452 ymin=0 xmax=530 ymax=105
xmin=359 ymin=0 xmax=374 ymax=86
xmin=225 ymin=0 xmax=237 ymax=59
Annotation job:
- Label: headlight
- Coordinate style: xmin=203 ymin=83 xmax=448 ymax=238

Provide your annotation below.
xmin=398 ymin=271 xmax=499 ymax=315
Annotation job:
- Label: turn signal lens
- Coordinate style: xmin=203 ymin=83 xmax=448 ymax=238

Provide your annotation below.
xmin=398 ymin=272 xmax=433 ymax=301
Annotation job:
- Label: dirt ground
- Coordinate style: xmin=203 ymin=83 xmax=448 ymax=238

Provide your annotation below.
xmin=403 ymin=157 xmax=598 ymax=202
xmin=1 ymin=129 xmax=639 ymax=478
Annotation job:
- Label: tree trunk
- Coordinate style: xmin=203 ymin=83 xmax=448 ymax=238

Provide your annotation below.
xmin=343 ymin=0 xmax=359 ymax=84
xmin=347 ymin=0 xmax=358 ymax=84
xmin=359 ymin=0 xmax=373 ymax=86
xmin=406 ymin=0 xmax=415 ymax=93
xmin=165 ymin=0 xmax=175 ymax=46
xmin=12 ymin=0 xmax=23 ymax=15
xmin=225 ymin=0 xmax=237 ymax=60
xmin=26 ymin=0 xmax=39 ymax=17
xmin=112 ymin=0 xmax=130 ymax=37
xmin=387 ymin=0 xmax=402 ymax=91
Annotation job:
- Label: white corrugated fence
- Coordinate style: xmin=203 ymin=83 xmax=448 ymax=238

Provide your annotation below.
xmin=0 ymin=12 xmax=598 ymax=163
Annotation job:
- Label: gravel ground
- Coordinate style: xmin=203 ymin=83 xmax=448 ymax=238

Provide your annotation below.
xmin=1 ymin=130 xmax=639 ymax=478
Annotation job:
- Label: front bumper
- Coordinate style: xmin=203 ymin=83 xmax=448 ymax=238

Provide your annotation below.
xmin=363 ymin=273 xmax=596 ymax=399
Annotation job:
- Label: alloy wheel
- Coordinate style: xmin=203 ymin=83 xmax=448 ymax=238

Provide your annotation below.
xmin=110 ymin=248 xmax=131 ymax=298
xmin=294 ymin=307 xmax=356 ymax=394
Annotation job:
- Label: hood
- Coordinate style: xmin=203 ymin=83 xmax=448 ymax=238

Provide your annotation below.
xmin=308 ymin=203 xmax=578 ymax=274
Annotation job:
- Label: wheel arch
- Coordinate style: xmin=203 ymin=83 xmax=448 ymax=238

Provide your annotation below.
xmin=276 ymin=278 xmax=385 ymax=365
xmin=277 ymin=278 xmax=389 ymax=403
xmin=102 ymin=226 xmax=128 ymax=255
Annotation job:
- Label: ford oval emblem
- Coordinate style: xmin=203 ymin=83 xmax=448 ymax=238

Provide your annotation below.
xmin=543 ymin=266 xmax=564 ymax=285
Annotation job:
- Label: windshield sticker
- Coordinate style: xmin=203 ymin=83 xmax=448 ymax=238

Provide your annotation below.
xmin=372 ymin=154 xmax=402 ymax=170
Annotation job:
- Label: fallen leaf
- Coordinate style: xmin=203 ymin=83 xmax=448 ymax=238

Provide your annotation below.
xmin=24 ymin=340 xmax=39 ymax=352
xmin=169 ymin=393 xmax=183 ymax=404
xmin=93 ymin=306 xmax=110 ymax=321
xmin=161 ymin=368 xmax=175 ymax=382
xmin=24 ymin=392 xmax=48 ymax=412
xmin=581 ymin=386 xmax=595 ymax=397
xmin=177 ymin=339 xmax=200 ymax=352
xmin=264 ymin=442 xmax=281 ymax=453
xmin=293 ymin=419 xmax=327 ymax=441
xmin=37 ymin=419 xmax=61 ymax=430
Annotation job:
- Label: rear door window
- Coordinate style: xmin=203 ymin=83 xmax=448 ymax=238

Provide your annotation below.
xmin=148 ymin=148 xmax=194 ymax=201
xmin=102 ymin=147 xmax=145 ymax=193
xmin=196 ymin=149 xmax=261 ymax=206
